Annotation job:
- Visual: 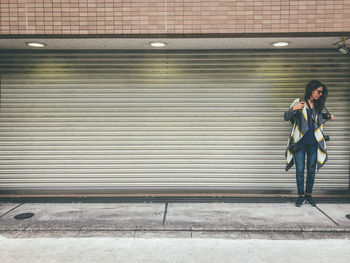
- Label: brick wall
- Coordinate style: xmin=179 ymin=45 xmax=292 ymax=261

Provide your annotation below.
xmin=1 ymin=0 xmax=350 ymax=35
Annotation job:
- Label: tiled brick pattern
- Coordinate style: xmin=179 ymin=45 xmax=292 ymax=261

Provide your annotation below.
xmin=1 ymin=0 xmax=350 ymax=35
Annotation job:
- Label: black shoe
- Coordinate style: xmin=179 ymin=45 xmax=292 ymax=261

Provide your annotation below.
xmin=305 ymin=195 xmax=316 ymax=206
xmin=295 ymin=196 xmax=305 ymax=207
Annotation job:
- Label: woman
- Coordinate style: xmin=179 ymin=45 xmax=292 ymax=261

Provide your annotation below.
xmin=284 ymin=80 xmax=335 ymax=207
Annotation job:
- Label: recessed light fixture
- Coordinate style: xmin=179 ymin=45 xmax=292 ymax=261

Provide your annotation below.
xmin=272 ymin=41 xmax=290 ymax=47
xmin=26 ymin=42 xmax=46 ymax=48
xmin=149 ymin=41 xmax=167 ymax=48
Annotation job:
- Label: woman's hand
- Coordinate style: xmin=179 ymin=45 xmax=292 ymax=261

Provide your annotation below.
xmin=292 ymin=102 xmax=305 ymax=111
xmin=330 ymin=114 xmax=335 ymax=121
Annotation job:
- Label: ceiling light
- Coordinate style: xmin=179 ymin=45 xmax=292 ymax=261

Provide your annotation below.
xmin=26 ymin=42 xmax=46 ymax=48
xmin=338 ymin=46 xmax=349 ymax=54
xmin=337 ymin=37 xmax=349 ymax=55
xmin=149 ymin=41 xmax=167 ymax=48
xmin=272 ymin=41 xmax=290 ymax=47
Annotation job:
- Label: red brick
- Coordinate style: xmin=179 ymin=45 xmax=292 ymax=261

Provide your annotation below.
xmin=0 ymin=0 xmax=349 ymax=35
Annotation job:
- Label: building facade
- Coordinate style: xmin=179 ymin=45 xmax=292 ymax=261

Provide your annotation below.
xmin=0 ymin=1 xmax=350 ymax=196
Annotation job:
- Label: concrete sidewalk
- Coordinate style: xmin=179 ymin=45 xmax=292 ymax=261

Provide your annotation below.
xmin=1 ymin=202 xmax=350 ymax=239
xmin=1 ymin=202 xmax=350 ymax=263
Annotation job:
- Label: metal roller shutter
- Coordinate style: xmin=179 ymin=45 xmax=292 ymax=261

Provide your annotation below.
xmin=0 ymin=49 xmax=349 ymax=194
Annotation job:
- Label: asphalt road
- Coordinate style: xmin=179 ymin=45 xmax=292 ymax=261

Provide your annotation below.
xmin=1 ymin=237 xmax=350 ymax=263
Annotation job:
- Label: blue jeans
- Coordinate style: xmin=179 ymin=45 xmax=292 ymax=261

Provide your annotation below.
xmin=294 ymin=143 xmax=318 ymax=196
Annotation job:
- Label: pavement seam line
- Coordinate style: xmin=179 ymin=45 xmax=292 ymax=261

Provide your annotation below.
xmin=162 ymin=203 xmax=168 ymax=225
xmin=75 ymin=225 xmax=84 ymax=238
xmin=315 ymin=205 xmax=340 ymax=226
xmin=133 ymin=227 xmax=137 ymax=238
xmin=17 ymin=226 xmax=29 ymax=238
xmin=0 ymin=203 xmax=23 ymax=218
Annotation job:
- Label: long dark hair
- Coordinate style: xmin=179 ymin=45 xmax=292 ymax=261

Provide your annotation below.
xmin=303 ymin=80 xmax=328 ymax=113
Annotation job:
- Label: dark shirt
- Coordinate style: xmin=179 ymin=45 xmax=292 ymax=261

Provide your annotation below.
xmin=301 ymin=108 xmax=317 ymax=145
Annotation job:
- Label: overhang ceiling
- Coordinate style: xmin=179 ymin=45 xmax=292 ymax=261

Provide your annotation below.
xmin=0 ymin=36 xmax=348 ymax=50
